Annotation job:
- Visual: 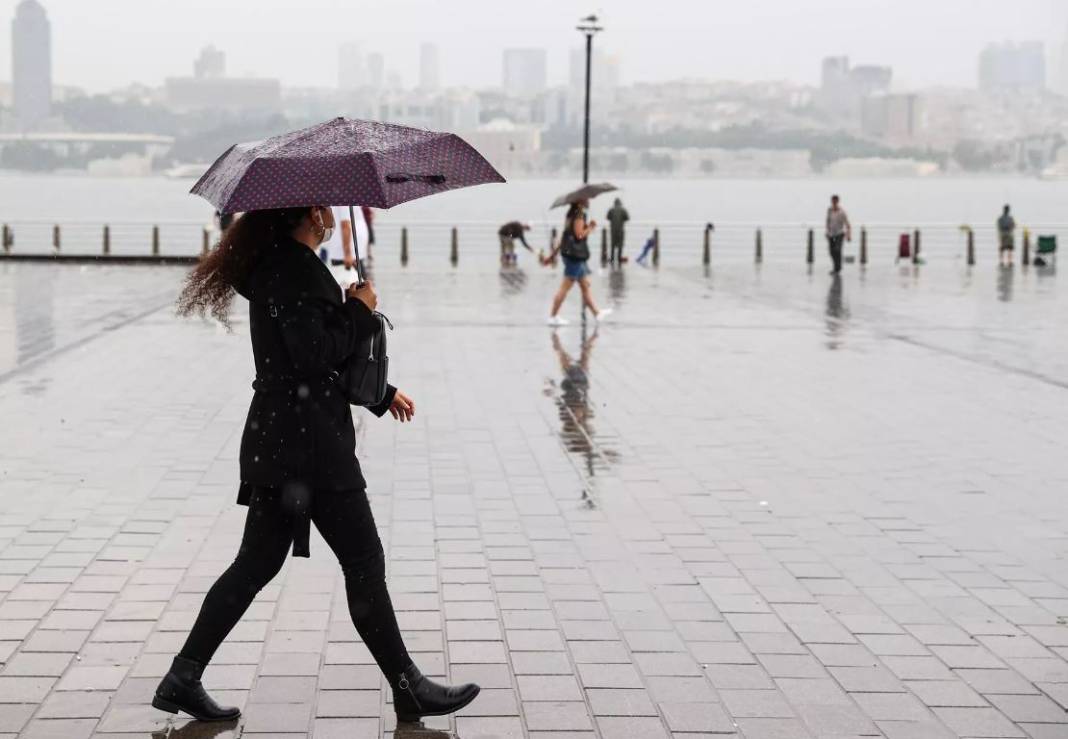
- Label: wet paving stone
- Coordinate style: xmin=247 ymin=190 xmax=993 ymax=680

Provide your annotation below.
xmin=2 ymin=260 xmax=1068 ymax=737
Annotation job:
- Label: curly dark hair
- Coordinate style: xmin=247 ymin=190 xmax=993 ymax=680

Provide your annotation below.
xmin=176 ymin=207 xmax=311 ymax=328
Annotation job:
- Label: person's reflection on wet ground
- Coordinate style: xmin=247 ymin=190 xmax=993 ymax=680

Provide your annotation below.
xmin=545 ymin=326 xmax=617 ymax=496
xmin=824 ymin=274 xmax=850 ymax=350
xmin=499 ymin=266 xmax=527 ymax=297
xmin=608 ymin=262 xmax=626 ymax=303
xmin=997 ymin=264 xmax=1015 ymax=302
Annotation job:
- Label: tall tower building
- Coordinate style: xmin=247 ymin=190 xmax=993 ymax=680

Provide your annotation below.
xmin=338 ymin=42 xmax=366 ymax=89
xmin=419 ymin=43 xmax=440 ymax=92
xmin=503 ymin=49 xmax=547 ymax=97
xmin=367 ymin=52 xmax=385 ymax=90
xmin=11 ymin=0 xmax=52 ymax=130
xmin=194 ymin=45 xmax=226 ymax=79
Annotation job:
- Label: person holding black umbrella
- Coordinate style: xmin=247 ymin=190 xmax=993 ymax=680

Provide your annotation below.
xmin=154 ymin=117 xmax=503 ymax=727
xmin=544 ymin=196 xmax=613 ymax=326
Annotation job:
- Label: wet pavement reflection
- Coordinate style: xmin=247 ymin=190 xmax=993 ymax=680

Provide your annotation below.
xmin=545 ymin=325 xmax=618 ymax=500
xmin=824 ymin=274 xmax=849 ymax=349
xmin=152 ymin=719 xmax=239 ymax=739
xmin=997 ymin=263 xmax=1015 ymax=302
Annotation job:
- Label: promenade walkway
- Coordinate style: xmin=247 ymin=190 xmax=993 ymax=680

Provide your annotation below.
xmin=0 ymin=256 xmax=1066 ymax=738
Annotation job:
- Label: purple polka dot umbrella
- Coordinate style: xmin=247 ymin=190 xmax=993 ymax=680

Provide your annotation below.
xmin=191 ymin=116 xmax=505 ymax=281
xmin=190 ymin=116 xmax=505 ymax=215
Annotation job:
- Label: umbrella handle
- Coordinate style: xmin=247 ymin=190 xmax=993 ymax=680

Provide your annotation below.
xmin=348 ymin=204 xmax=365 ymax=285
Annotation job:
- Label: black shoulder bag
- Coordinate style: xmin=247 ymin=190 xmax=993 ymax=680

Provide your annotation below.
xmin=337 ymin=204 xmax=391 ymax=407
xmin=559 ymin=216 xmax=590 ymax=261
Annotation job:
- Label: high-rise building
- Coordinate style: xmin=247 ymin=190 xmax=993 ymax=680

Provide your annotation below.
xmin=569 ymin=47 xmax=620 ymax=92
xmin=818 ymin=56 xmax=891 ymax=126
xmin=979 ymin=41 xmax=1046 ymax=92
xmin=194 ymin=45 xmax=226 ymax=79
xmin=338 ymin=42 xmax=366 ymax=89
xmin=502 ymin=49 xmax=547 ymax=98
xmin=367 ymin=52 xmax=385 ymax=90
xmin=11 ymin=0 xmax=52 ymax=130
xmin=419 ymin=43 xmax=440 ymax=91
xmin=1059 ymin=25 xmax=1068 ymax=96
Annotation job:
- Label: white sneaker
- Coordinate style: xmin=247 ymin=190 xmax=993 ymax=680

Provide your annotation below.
xmin=594 ymin=308 xmax=613 ymax=322
xmin=547 ymin=315 xmax=570 ymax=326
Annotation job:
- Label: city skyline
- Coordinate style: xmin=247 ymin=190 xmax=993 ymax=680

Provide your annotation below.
xmin=0 ymin=0 xmax=1065 ymax=94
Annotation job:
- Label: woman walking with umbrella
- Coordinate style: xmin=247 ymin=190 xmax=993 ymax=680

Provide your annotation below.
xmin=544 ymin=183 xmax=616 ymax=326
xmin=154 ymin=118 xmax=503 ymax=727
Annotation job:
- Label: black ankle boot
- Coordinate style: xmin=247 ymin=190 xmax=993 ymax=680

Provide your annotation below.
xmin=153 ymin=656 xmax=241 ymax=722
xmin=392 ymin=663 xmax=480 ymax=722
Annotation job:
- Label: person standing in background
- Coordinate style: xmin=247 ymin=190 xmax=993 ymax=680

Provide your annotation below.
xmin=498 ymin=220 xmax=533 ymax=265
xmin=997 ymin=205 xmax=1016 ymax=267
xmin=825 ymin=195 xmax=852 ymax=275
xmin=606 ymin=198 xmax=630 ymax=264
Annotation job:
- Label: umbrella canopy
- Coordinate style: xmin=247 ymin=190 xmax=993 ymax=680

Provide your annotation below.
xmin=551 ymin=182 xmax=618 ymax=209
xmin=191 ymin=116 xmax=505 ymax=214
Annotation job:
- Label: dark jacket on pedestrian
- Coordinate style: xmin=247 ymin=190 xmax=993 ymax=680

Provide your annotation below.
xmin=498 ymin=221 xmax=530 ymax=248
xmin=234 ymin=236 xmax=395 ymax=554
xmin=606 ymin=204 xmax=629 ymax=244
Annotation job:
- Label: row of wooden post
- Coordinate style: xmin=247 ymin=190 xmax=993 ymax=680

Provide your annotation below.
xmin=0 ymin=223 xmax=1043 ymax=267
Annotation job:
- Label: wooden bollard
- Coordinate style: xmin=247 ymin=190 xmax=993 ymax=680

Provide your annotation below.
xmin=400 ymin=227 xmax=409 ymax=266
xmin=103 ymin=225 xmax=110 ymax=255
xmin=755 ymin=228 xmax=763 ymax=263
xmin=53 ymin=224 xmax=61 ymax=253
xmin=2 ymin=224 xmax=10 ymax=253
xmin=201 ymin=227 xmax=210 ymax=255
xmin=912 ymin=229 xmax=921 ymax=264
xmin=652 ymin=228 xmax=660 ymax=266
xmin=152 ymin=225 xmax=160 ymax=256
xmin=1022 ymin=229 xmax=1031 ymax=266
xmin=601 ymin=228 xmax=608 ymax=265
xmin=450 ymin=227 xmax=458 ymax=265
xmin=966 ymin=227 xmax=975 ymax=266
xmin=860 ymin=227 xmax=868 ymax=265
xmin=703 ymin=225 xmax=711 ymax=265
xmin=806 ymin=228 xmax=814 ymax=264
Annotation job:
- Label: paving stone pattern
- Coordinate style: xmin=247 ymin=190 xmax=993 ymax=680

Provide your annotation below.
xmin=1 ymin=258 xmax=1067 ymax=738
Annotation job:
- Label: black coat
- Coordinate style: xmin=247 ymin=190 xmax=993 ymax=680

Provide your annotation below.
xmin=235 ymin=236 xmax=395 ymax=504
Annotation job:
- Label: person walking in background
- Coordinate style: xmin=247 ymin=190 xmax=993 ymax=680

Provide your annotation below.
xmin=606 ymin=198 xmax=630 ymax=264
xmin=498 ymin=220 xmax=533 ymax=265
xmin=543 ymin=199 xmax=611 ymax=326
xmin=163 ymin=206 xmax=478 ymax=725
xmin=320 ymin=207 xmax=371 ymax=287
xmin=998 ymin=205 xmax=1016 ymax=267
xmin=635 ymin=232 xmax=656 ymax=266
xmin=825 ymin=194 xmax=852 ymax=275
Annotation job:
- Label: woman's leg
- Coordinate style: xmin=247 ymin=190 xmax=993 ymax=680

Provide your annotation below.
xmin=312 ymin=489 xmax=411 ymax=677
xmin=178 ymin=489 xmax=292 ymax=664
xmin=579 ymin=277 xmax=599 ymax=314
xmin=550 ymin=278 xmax=574 ymax=316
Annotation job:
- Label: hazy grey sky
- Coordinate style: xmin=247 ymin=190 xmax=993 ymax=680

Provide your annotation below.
xmin=2 ymin=0 xmax=1065 ymax=92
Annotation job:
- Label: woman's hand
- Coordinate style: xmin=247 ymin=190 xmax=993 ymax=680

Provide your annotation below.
xmin=389 ymin=390 xmax=415 ymax=422
xmin=347 ymin=281 xmax=377 ymax=311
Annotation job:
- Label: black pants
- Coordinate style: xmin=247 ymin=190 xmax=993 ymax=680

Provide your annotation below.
xmin=178 ymin=487 xmax=411 ymax=678
xmin=610 ymin=235 xmax=624 ymax=264
xmin=827 ymin=234 xmax=845 ymax=273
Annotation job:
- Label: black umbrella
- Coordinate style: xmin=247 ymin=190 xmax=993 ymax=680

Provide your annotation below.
xmin=551 ymin=182 xmax=618 ymax=209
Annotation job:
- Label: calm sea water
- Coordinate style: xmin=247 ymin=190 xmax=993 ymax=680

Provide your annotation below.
xmin=1 ymin=173 xmax=1065 ymax=259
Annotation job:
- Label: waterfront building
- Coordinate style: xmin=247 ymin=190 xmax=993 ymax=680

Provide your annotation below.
xmin=979 ymin=42 xmax=1046 ymax=93
xmin=11 ymin=0 xmax=52 ymax=130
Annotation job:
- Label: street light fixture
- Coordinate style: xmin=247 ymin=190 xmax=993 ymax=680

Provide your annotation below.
xmin=577 ymin=14 xmax=603 ymax=184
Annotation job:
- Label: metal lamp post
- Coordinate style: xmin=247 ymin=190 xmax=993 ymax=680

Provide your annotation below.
xmin=577 ymin=15 xmax=603 ymax=184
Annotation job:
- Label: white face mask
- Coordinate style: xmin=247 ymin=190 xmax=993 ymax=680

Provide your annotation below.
xmin=316 ymin=209 xmax=334 ymax=245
